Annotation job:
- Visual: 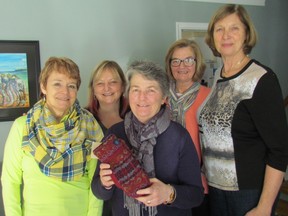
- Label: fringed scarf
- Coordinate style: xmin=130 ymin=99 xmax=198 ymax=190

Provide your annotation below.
xmin=124 ymin=105 xmax=170 ymax=216
xmin=168 ymin=82 xmax=200 ymax=127
xmin=22 ymin=99 xmax=98 ymax=181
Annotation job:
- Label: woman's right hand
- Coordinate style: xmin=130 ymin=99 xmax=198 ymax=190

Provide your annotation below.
xmin=99 ymin=163 xmax=114 ymax=189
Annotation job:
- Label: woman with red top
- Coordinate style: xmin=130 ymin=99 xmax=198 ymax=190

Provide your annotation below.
xmin=165 ymin=39 xmax=210 ymax=216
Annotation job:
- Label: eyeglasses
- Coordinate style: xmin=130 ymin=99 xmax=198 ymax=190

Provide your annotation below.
xmin=170 ymin=57 xmax=196 ymax=67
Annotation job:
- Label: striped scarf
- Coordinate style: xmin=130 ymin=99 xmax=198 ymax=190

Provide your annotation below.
xmin=168 ymin=82 xmax=200 ymax=127
xmin=124 ymin=105 xmax=170 ymax=216
xmin=22 ymin=99 xmax=99 ymax=181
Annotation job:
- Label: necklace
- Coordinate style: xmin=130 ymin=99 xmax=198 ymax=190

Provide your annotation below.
xmin=222 ymin=55 xmax=247 ymax=76
xmin=234 ymin=55 xmax=247 ymax=68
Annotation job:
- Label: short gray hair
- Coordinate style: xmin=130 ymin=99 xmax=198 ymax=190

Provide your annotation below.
xmin=126 ymin=60 xmax=170 ymax=98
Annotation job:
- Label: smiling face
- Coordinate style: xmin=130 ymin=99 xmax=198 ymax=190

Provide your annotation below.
xmin=128 ymin=73 xmax=165 ymax=124
xmin=171 ymin=47 xmax=196 ymax=86
xmin=93 ymin=69 xmax=124 ymax=106
xmin=40 ymin=70 xmax=78 ymax=119
xmin=213 ymin=13 xmax=246 ymax=58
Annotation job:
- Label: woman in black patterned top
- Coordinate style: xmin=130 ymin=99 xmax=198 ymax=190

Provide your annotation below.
xmin=198 ymin=4 xmax=288 ymax=216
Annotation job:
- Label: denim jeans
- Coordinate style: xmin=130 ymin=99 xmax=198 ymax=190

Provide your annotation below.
xmin=209 ymin=186 xmax=278 ymax=216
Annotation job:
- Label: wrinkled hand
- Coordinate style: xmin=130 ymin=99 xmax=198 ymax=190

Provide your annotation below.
xmin=245 ymin=206 xmax=271 ymax=216
xmin=99 ymin=163 xmax=114 ymax=189
xmin=135 ymin=178 xmax=172 ymax=207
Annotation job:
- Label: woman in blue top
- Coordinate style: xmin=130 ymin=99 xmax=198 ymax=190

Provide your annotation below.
xmin=91 ymin=60 xmax=204 ymax=216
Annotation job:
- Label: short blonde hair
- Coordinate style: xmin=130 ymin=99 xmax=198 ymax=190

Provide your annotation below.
xmin=86 ymin=60 xmax=128 ymax=119
xmin=165 ymin=39 xmax=206 ymax=82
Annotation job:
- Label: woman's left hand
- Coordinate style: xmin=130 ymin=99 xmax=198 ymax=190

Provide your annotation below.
xmin=245 ymin=206 xmax=270 ymax=216
xmin=135 ymin=178 xmax=173 ymax=207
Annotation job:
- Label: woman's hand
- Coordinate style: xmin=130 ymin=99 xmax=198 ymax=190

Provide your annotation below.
xmin=135 ymin=178 xmax=173 ymax=207
xmin=99 ymin=163 xmax=114 ymax=189
xmin=245 ymin=206 xmax=270 ymax=216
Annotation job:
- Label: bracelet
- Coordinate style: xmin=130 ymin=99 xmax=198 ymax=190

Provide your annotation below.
xmin=101 ymin=182 xmax=113 ymax=190
xmin=164 ymin=184 xmax=176 ymax=205
xmin=104 ymin=185 xmax=112 ymax=190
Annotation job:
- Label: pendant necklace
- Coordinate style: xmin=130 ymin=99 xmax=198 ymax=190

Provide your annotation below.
xmin=223 ymin=55 xmax=247 ymax=77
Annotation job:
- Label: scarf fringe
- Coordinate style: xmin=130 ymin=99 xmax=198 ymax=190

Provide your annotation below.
xmin=124 ymin=195 xmax=157 ymax=216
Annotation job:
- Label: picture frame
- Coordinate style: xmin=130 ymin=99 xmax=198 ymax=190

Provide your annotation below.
xmin=0 ymin=40 xmax=41 ymax=121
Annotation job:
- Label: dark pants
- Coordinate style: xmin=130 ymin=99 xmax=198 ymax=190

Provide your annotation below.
xmin=209 ymin=186 xmax=278 ymax=216
xmin=102 ymin=200 xmax=112 ymax=216
xmin=192 ymin=194 xmax=210 ymax=216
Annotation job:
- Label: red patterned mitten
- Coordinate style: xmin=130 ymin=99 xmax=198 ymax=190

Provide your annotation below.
xmin=93 ymin=133 xmax=151 ymax=198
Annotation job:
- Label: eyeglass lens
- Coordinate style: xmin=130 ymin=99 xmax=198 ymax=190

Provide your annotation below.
xmin=171 ymin=57 xmax=196 ymax=67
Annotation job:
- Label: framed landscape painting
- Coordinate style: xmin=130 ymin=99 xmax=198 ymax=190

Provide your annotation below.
xmin=0 ymin=40 xmax=40 ymax=121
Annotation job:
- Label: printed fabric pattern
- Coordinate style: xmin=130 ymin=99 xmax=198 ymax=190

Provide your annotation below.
xmin=93 ymin=133 xmax=151 ymax=198
xmin=199 ymin=63 xmax=266 ymax=191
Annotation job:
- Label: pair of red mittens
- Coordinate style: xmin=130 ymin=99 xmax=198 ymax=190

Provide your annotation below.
xmin=93 ymin=133 xmax=151 ymax=198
